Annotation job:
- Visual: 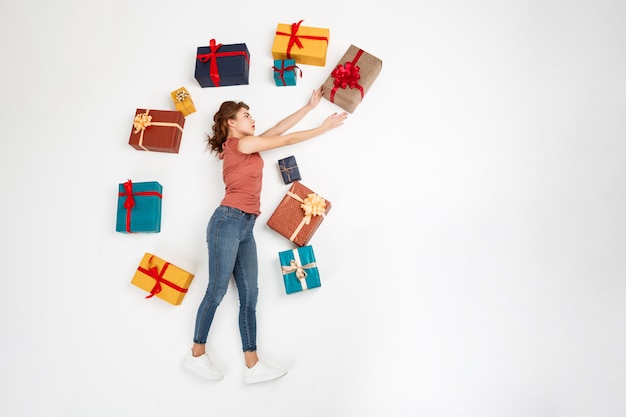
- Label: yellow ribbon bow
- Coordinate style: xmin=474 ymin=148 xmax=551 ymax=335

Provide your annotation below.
xmin=281 ymin=259 xmax=316 ymax=280
xmin=300 ymin=193 xmax=326 ymax=225
xmin=133 ymin=112 xmax=153 ymax=133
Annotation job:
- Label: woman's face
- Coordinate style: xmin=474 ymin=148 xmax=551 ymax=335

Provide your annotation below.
xmin=229 ymin=107 xmax=255 ymax=137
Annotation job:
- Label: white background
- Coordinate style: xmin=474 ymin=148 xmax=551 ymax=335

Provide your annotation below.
xmin=1 ymin=1 xmax=625 ymax=416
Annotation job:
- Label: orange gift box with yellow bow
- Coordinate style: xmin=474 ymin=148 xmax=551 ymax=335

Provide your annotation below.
xmin=128 ymin=108 xmax=185 ymax=153
xmin=131 ymin=253 xmax=195 ymax=306
xmin=266 ymin=181 xmax=332 ymax=247
xmin=271 ymin=20 xmax=330 ymax=66
xmin=170 ymin=87 xmax=196 ymax=117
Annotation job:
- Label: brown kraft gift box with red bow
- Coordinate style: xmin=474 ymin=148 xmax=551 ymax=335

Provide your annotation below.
xmin=128 ymin=108 xmax=186 ymax=153
xmin=266 ymin=181 xmax=332 ymax=247
xmin=322 ymin=44 xmax=383 ymax=113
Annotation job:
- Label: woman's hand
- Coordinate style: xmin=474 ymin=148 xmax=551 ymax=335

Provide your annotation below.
xmin=308 ymin=86 xmax=324 ymax=109
xmin=321 ymin=111 xmax=348 ymax=131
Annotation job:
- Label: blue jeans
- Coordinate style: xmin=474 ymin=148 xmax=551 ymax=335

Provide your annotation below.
xmin=193 ymin=205 xmax=259 ymax=351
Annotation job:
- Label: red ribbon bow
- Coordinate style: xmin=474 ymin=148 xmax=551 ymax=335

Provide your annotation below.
xmin=196 ymin=39 xmax=250 ymax=87
xmin=272 ymin=61 xmax=302 ymax=86
xmin=330 ymin=49 xmax=365 ymax=103
xmin=118 ymin=179 xmax=162 ymax=233
xmin=137 ymin=256 xmax=188 ymax=299
xmin=275 ymin=20 xmax=329 ymax=59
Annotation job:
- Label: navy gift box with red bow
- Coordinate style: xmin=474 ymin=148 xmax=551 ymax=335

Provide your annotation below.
xmin=195 ymin=39 xmax=250 ymax=88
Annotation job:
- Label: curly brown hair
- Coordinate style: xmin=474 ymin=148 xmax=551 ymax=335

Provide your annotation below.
xmin=206 ymin=101 xmax=249 ymax=154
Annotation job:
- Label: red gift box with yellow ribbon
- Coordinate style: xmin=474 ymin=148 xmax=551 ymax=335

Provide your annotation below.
xmin=131 ymin=253 xmax=195 ymax=306
xmin=128 ymin=108 xmax=185 ymax=153
xmin=266 ymin=181 xmax=331 ymax=247
xmin=322 ymin=44 xmax=383 ymax=113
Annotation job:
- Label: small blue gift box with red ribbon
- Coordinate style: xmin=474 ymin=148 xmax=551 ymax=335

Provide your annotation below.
xmin=277 ymin=155 xmax=301 ymax=184
xmin=278 ymin=245 xmax=321 ymax=294
xmin=116 ymin=180 xmax=162 ymax=233
xmin=272 ymin=59 xmax=301 ymax=86
xmin=195 ymin=39 xmax=250 ymax=88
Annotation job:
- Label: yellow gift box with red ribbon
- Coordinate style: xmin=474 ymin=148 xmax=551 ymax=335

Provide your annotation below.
xmin=170 ymin=87 xmax=196 ymax=117
xmin=266 ymin=181 xmax=331 ymax=247
xmin=322 ymin=44 xmax=383 ymax=113
xmin=271 ymin=20 xmax=330 ymax=66
xmin=131 ymin=253 xmax=195 ymax=306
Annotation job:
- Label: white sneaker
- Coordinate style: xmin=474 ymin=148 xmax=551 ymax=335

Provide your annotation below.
xmin=183 ymin=351 xmax=224 ymax=380
xmin=243 ymin=360 xmax=287 ymax=384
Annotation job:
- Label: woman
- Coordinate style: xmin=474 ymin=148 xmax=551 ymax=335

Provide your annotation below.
xmin=184 ymin=87 xmax=348 ymax=384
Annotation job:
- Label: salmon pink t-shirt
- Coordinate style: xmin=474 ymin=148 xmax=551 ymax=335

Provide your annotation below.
xmin=219 ymin=137 xmax=264 ymax=215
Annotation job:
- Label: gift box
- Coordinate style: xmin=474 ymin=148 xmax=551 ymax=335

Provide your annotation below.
xmin=271 ymin=20 xmax=330 ymax=66
xmin=266 ymin=181 xmax=331 ymax=247
xmin=195 ymin=39 xmax=250 ymax=88
xmin=131 ymin=253 xmax=195 ymax=305
xmin=279 ymin=245 xmax=321 ymax=294
xmin=322 ymin=44 xmax=383 ymax=113
xmin=273 ymin=59 xmax=301 ymax=86
xmin=170 ymin=86 xmax=196 ymax=117
xmin=277 ymin=155 xmax=301 ymax=184
xmin=116 ymin=179 xmax=162 ymax=233
xmin=128 ymin=108 xmax=185 ymax=153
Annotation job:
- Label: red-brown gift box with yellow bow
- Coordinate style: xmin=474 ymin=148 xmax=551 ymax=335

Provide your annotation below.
xmin=131 ymin=253 xmax=195 ymax=306
xmin=266 ymin=181 xmax=332 ymax=247
xmin=128 ymin=108 xmax=185 ymax=153
xmin=322 ymin=44 xmax=383 ymax=113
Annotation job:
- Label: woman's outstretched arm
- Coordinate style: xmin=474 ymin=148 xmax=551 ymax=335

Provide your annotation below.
xmin=238 ymin=110 xmax=347 ymax=154
xmin=238 ymin=86 xmax=347 ymax=154
xmin=258 ymin=86 xmax=324 ymax=138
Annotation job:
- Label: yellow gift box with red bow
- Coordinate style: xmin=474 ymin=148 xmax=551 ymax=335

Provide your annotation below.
xmin=170 ymin=86 xmax=196 ymax=117
xmin=131 ymin=253 xmax=195 ymax=306
xmin=271 ymin=20 xmax=330 ymax=66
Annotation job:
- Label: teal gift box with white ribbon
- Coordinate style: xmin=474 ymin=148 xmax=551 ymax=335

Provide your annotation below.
xmin=278 ymin=245 xmax=321 ymax=294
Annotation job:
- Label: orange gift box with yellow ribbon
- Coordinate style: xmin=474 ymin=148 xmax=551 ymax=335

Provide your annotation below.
xmin=170 ymin=87 xmax=196 ymax=117
xmin=128 ymin=108 xmax=185 ymax=153
xmin=131 ymin=253 xmax=195 ymax=306
xmin=271 ymin=20 xmax=330 ymax=66
xmin=266 ymin=181 xmax=331 ymax=247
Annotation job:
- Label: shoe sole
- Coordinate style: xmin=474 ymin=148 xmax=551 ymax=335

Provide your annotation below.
xmin=244 ymin=370 xmax=287 ymax=384
xmin=183 ymin=361 xmax=224 ymax=381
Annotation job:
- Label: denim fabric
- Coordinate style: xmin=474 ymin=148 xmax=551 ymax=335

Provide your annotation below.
xmin=193 ymin=205 xmax=258 ymax=351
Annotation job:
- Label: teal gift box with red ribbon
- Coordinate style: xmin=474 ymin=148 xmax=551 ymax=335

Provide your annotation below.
xmin=116 ymin=180 xmax=162 ymax=233
xmin=195 ymin=39 xmax=250 ymax=88
xmin=279 ymin=245 xmax=321 ymax=294
xmin=273 ymin=59 xmax=301 ymax=86
xmin=322 ymin=44 xmax=382 ymax=113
